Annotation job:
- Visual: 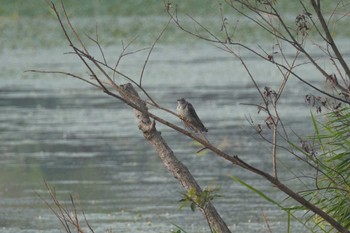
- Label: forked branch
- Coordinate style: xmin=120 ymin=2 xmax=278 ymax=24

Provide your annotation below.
xmin=38 ymin=1 xmax=350 ymax=232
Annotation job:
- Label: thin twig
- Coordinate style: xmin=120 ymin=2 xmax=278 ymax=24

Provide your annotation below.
xmin=139 ymin=14 xmax=172 ymax=86
xmin=43 ymin=2 xmax=350 ymax=232
xmin=86 ymin=24 xmax=107 ymax=65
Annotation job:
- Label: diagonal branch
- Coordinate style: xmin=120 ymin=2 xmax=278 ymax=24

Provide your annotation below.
xmin=310 ymin=0 xmax=350 ymax=82
xmin=43 ymin=2 xmax=350 ymax=232
xmin=119 ymin=83 xmax=231 ymax=233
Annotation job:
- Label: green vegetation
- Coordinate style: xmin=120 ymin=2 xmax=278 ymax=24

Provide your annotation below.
xmin=0 ymin=1 xmax=341 ymax=18
xmin=0 ymin=0 xmax=217 ymax=18
xmin=304 ymin=108 xmax=350 ymax=231
xmin=2 ymin=1 xmax=350 ymax=50
xmin=16 ymin=1 xmax=350 ymax=232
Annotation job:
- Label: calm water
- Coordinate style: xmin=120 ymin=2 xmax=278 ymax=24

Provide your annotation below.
xmin=0 ymin=42 xmax=325 ymax=233
xmin=1 ymin=4 xmax=346 ymax=232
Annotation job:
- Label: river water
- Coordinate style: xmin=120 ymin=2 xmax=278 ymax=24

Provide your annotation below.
xmin=1 ymin=42 xmax=326 ymax=233
xmin=0 ymin=5 xmax=346 ymax=233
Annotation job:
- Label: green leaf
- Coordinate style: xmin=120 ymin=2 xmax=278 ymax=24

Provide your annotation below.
xmin=229 ymin=175 xmax=313 ymax=231
xmin=190 ymin=202 xmax=196 ymax=212
xmin=229 ymin=175 xmax=283 ymax=207
xmin=170 ymin=223 xmax=189 ymax=233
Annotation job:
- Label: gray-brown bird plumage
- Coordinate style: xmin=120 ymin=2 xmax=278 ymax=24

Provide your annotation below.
xmin=177 ymin=98 xmax=208 ymax=133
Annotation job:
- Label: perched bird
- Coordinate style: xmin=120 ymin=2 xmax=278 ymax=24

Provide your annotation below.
xmin=177 ymin=98 xmax=208 ymax=133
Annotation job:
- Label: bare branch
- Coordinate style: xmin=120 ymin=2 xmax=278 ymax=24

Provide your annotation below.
xmin=86 ymin=24 xmax=107 ymax=65
xmin=310 ymin=0 xmax=350 ymax=82
xmin=139 ymin=14 xmax=172 ymax=86
xmin=41 ymin=1 xmax=350 ymax=232
xmin=26 ymin=70 xmax=101 ymax=89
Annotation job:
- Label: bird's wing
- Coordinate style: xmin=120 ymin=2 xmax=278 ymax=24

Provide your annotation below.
xmin=187 ymin=102 xmax=207 ymax=132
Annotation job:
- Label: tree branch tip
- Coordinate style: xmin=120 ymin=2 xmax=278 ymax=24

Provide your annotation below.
xmin=38 ymin=2 xmax=350 ymax=232
xmin=196 ymin=147 xmax=208 ymax=154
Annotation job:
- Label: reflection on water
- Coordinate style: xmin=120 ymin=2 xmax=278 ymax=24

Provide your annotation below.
xmin=0 ymin=42 xmax=325 ymax=233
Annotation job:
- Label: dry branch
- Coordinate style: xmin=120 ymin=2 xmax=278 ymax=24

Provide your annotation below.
xmin=37 ymin=1 xmax=350 ymax=233
xmin=119 ymin=83 xmax=231 ymax=233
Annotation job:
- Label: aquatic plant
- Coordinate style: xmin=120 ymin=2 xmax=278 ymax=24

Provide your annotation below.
xmin=33 ymin=1 xmax=350 ymax=232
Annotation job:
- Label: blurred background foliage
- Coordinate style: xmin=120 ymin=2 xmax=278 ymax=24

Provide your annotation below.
xmin=1 ymin=0 xmax=349 ymax=50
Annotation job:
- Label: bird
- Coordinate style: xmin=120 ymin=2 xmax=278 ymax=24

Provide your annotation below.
xmin=177 ymin=98 xmax=208 ymax=133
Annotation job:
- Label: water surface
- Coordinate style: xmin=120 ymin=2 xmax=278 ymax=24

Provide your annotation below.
xmin=1 ymin=2 xmax=347 ymax=232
